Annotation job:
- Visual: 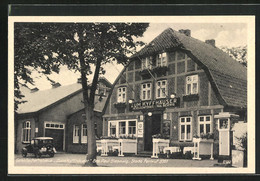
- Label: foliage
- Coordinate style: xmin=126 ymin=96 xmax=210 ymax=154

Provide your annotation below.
xmin=193 ymin=132 xmax=214 ymax=140
xmin=99 ymin=136 xmax=118 ymax=140
xmin=119 ymin=135 xmax=136 ymax=139
xmin=14 ymin=22 xmax=149 ymax=166
xmin=220 ymin=46 xmax=247 ymax=67
xmin=152 ymin=133 xmax=169 ymax=139
xmin=235 ymin=132 xmax=247 ymax=151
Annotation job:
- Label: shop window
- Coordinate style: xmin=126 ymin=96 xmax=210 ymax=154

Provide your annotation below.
xmin=22 ymin=121 xmax=31 ymax=143
xmin=141 ymin=83 xmax=152 ymax=100
xmin=73 ymin=125 xmax=79 ymax=143
xmin=179 ymin=117 xmax=192 ymax=141
xmin=81 ymin=124 xmax=87 ymax=143
xmin=128 ymin=121 xmax=136 ymax=136
xmin=117 ymin=87 xmax=127 ymax=102
xmin=156 ymin=80 xmax=167 ymax=99
xmin=141 ymin=56 xmax=153 ymax=70
xmin=198 ymin=116 xmax=212 ymax=134
xmin=157 ymin=52 xmax=167 ymax=67
xmin=186 ymin=75 xmax=198 ymax=95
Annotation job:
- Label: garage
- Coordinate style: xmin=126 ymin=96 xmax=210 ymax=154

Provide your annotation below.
xmin=44 ymin=122 xmax=65 ymax=151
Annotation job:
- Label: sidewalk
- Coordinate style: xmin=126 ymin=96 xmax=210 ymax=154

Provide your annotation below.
xmin=15 ymin=153 xmax=218 ymax=167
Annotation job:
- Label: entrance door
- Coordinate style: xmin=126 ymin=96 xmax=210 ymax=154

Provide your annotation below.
xmin=45 ymin=129 xmax=64 ymax=151
xmin=144 ymin=114 xmax=161 ymax=151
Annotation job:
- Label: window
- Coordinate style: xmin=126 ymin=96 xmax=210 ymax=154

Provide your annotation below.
xmin=96 ymin=83 xmax=107 ymax=96
xmin=180 ymin=117 xmax=192 ymax=141
xmin=81 ymin=124 xmax=87 ymax=143
xmin=109 ymin=122 xmax=117 ymax=137
xmin=22 ymin=121 xmax=31 ymax=143
xmin=186 ymin=75 xmax=198 ymax=95
xmin=157 ymin=52 xmax=167 ymax=67
xmin=73 ymin=125 xmax=79 ymax=143
xmin=141 ymin=56 xmax=153 ymax=70
xmin=117 ymin=87 xmax=127 ymax=102
xmin=45 ymin=122 xmax=64 ymax=129
xmin=128 ymin=121 xmax=136 ymax=136
xmin=156 ymin=80 xmax=167 ymax=98
xmin=141 ymin=83 xmax=152 ymax=100
xmin=108 ymin=120 xmax=137 ymax=137
xmin=199 ymin=116 xmax=212 ymax=134
xmin=119 ymin=122 xmax=126 ymax=135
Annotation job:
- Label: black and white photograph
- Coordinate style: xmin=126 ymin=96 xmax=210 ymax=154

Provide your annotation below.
xmin=8 ymin=16 xmax=255 ymax=174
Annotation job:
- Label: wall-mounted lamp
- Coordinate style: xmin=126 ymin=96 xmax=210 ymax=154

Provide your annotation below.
xmin=148 ymin=112 xmax=153 ymax=117
xmin=170 ymin=93 xmax=176 ymax=99
xmin=140 ymin=115 xmax=144 ymax=120
xmin=163 ymin=113 xmax=167 ymax=120
xmin=128 ymin=99 xmax=134 ymax=104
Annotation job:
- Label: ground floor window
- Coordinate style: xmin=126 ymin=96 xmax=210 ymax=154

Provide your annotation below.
xmin=22 ymin=121 xmax=31 ymax=143
xmin=108 ymin=120 xmax=137 ymax=137
xmin=198 ymin=115 xmax=212 ymax=134
xmin=179 ymin=117 xmax=192 ymax=141
xmin=81 ymin=124 xmax=87 ymax=143
xmin=73 ymin=125 xmax=79 ymax=143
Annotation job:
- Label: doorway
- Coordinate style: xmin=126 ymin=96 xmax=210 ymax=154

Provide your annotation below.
xmin=144 ymin=113 xmax=162 ymax=151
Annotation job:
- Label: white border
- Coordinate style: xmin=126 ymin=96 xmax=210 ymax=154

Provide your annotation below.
xmin=8 ymin=16 xmax=255 ymax=174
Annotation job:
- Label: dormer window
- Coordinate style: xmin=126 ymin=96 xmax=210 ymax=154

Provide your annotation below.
xmin=117 ymin=87 xmax=127 ymax=102
xmin=141 ymin=56 xmax=153 ymax=70
xmin=157 ymin=52 xmax=167 ymax=67
xmin=186 ymin=75 xmax=198 ymax=95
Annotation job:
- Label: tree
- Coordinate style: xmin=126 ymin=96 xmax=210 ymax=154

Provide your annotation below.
xmin=220 ymin=46 xmax=247 ymax=67
xmin=14 ymin=22 xmax=149 ymax=166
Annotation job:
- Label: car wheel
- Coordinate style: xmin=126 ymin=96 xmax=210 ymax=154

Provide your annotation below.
xmin=49 ymin=151 xmax=54 ymax=157
xmin=22 ymin=152 xmax=27 ymax=157
xmin=35 ymin=151 xmax=41 ymax=158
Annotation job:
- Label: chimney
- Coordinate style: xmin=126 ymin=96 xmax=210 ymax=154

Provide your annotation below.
xmin=52 ymin=82 xmax=61 ymax=88
xmin=30 ymin=87 xmax=39 ymax=93
xmin=205 ymin=39 xmax=216 ymax=47
xmin=178 ymin=29 xmax=191 ymax=37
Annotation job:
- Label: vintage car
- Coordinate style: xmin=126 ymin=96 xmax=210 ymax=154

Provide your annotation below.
xmin=22 ymin=137 xmax=56 ymax=158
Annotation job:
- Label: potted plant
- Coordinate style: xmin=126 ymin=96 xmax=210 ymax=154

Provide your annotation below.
xmin=139 ymin=69 xmax=153 ymax=79
xmin=183 ymin=94 xmax=199 ymax=101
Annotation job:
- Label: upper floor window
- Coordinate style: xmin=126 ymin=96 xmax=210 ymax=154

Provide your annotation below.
xmin=141 ymin=56 xmax=153 ymax=70
xmin=22 ymin=121 xmax=31 ymax=143
xmin=95 ymin=84 xmax=107 ymax=96
xmin=141 ymin=83 xmax=152 ymax=100
xmin=157 ymin=52 xmax=167 ymax=67
xmin=81 ymin=124 xmax=87 ymax=143
xmin=186 ymin=75 xmax=198 ymax=95
xmin=156 ymin=80 xmax=167 ymax=99
xmin=198 ymin=116 xmax=211 ymax=134
xmin=73 ymin=125 xmax=79 ymax=143
xmin=180 ymin=117 xmax=192 ymax=141
xmin=117 ymin=87 xmax=127 ymax=102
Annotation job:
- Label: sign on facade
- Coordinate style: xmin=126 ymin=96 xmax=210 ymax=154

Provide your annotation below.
xmin=130 ymin=98 xmax=179 ymax=111
xmin=137 ymin=122 xmax=144 ymax=138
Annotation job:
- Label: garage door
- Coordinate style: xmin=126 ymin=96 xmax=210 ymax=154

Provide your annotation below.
xmin=45 ymin=122 xmax=65 ymax=151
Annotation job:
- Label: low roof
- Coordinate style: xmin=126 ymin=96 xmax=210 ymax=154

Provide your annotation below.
xmin=17 ymin=82 xmax=108 ymax=114
xmin=131 ymin=28 xmax=247 ymax=108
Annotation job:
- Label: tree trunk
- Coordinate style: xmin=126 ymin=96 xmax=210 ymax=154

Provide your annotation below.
xmin=84 ymin=102 xmax=97 ymax=166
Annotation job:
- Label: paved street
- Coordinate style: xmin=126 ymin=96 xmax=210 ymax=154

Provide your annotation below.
xmin=15 ymin=153 xmax=218 ymax=167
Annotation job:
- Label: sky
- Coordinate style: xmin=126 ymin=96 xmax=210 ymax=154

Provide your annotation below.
xmin=28 ymin=22 xmax=247 ymax=90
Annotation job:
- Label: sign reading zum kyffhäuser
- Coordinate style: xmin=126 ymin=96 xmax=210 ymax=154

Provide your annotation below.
xmin=130 ymin=98 xmax=179 ymax=111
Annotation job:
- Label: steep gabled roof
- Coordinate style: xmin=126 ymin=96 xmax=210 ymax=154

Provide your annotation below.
xmin=131 ymin=28 xmax=247 ymax=108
